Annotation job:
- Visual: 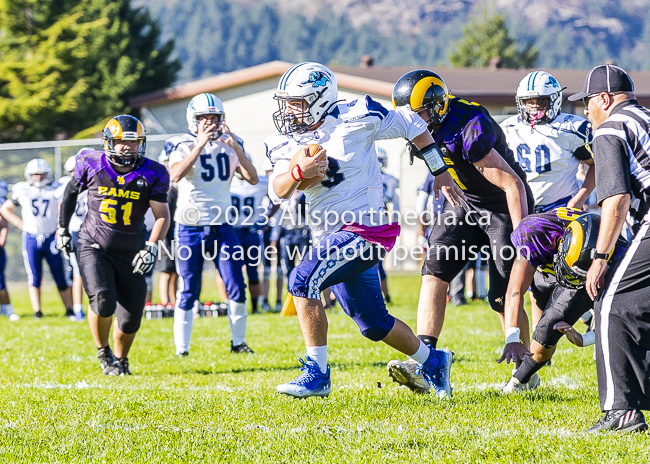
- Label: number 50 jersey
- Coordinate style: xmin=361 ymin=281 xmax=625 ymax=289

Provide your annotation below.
xmin=73 ymin=151 xmax=169 ymax=252
xmin=165 ymin=134 xmax=241 ymax=227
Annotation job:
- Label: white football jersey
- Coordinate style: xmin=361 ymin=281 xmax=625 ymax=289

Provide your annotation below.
xmin=11 ymin=181 xmax=62 ymax=235
xmin=500 ymin=112 xmax=591 ymax=206
xmin=57 ymin=176 xmax=88 ymax=233
xmin=266 ymin=95 xmax=427 ymax=238
xmin=229 ymin=176 xmax=270 ymax=227
xmin=381 ymin=172 xmax=400 ymax=212
xmin=166 ymin=133 xmax=241 ymax=226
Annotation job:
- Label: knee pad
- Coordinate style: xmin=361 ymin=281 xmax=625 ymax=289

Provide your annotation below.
xmin=116 ymin=311 xmax=141 ymax=334
xmin=356 ymin=313 xmax=395 ymax=342
xmin=360 ymin=325 xmax=391 ymax=342
xmin=92 ymin=290 xmax=116 ymax=318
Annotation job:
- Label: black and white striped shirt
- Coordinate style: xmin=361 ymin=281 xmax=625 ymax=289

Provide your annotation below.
xmin=593 ymin=99 xmax=650 ymax=225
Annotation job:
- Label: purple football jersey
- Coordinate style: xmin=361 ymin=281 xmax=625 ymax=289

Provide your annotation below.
xmin=433 ymin=98 xmax=529 ymax=206
xmin=74 ymin=151 xmax=169 ymax=251
xmin=510 ymin=207 xmax=584 ymax=269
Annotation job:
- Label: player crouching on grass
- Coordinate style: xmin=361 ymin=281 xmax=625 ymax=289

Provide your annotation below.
xmin=267 ymin=62 xmax=466 ymax=398
xmin=57 ymin=115 xmax=170 ymax=376
xmin=499 ymin=209 xmax=628 ymax=393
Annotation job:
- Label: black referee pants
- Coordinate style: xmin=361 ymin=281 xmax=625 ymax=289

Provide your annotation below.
xmin=595 ymin=222 xmax=650 ymax=412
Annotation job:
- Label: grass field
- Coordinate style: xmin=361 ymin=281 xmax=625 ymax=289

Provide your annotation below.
xmin=0 ymin=274 xmax=648 ymax=463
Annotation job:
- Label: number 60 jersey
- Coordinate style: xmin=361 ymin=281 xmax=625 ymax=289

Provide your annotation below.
xmin=73 ymin=150 xmax=169 ymax=251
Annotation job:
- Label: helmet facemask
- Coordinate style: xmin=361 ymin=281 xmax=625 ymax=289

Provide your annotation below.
xmin=273 ymin=93 xmax=321 ymax=135
xmin=103 ymin=115 xmax=147 ymax=168
xmin=25 ymin=158 xmax=53 ymax=187
xmin=516 ymin=94 xmax=560 ymax=127
xmin=195 ymin=113 xmax=224 ymax=140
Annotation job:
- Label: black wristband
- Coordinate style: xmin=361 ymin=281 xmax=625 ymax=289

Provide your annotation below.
xmin=591 ymin=250 xmax=609 ymax=260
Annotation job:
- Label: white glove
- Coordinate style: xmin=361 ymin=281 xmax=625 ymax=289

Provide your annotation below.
xmin=56 ymin=227 xmax=72 ymax=259
xmin=132 ymin=241 xmax=158 ymax=275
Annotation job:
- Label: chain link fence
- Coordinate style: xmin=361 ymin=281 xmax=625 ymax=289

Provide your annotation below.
xmin=0 ymin=135 xmax=179 ymax=283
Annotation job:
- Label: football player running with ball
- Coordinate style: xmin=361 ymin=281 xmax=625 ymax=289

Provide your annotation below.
xmin=267 ymin=62 xmax=465 ymax=398
xmin=57 ymin=115 xmax=170 ymax=375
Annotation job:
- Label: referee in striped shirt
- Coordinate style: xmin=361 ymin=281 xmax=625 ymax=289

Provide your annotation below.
xmin=569 ymin=64 xmax=649 ymax=432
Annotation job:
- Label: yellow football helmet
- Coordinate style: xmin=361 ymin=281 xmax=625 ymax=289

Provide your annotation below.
xmin=392 ymin=70 xmax=450 ymax=127
xmin=103 ymin=115 xmax=146 ymax=167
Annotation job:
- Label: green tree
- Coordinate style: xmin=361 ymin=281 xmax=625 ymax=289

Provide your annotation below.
xmin=0 ymin=0 xmax=180 ymax=141
xmin=449 ymin=11 xmax=537 ymax=69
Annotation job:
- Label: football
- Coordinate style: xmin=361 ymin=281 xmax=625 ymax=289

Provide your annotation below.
xmin=289 ymin=143 xmax=326 ymax=190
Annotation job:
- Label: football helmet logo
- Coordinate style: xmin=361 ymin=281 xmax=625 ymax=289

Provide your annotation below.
xmin=300 ymin=71 xmax=330 ymax=88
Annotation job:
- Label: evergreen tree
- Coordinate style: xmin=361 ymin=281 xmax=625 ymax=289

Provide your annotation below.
xmin=449 ymin=11 xmax=537 ymax=69
xmin=0 ymin=0 xmax=179 ymax=141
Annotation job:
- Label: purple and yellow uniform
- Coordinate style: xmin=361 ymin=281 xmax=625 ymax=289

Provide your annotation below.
xmin=74 ymin=151 xmax=169 ymax=251
xmin=420 ymin=97 xmax=534 ymax=313
xmin=60 ymin=151 xmax=169 ymax=333
xmin=511 ymin=208 xmax=626 ymax=349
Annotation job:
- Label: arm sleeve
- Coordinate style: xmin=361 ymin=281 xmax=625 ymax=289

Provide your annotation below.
xmin=592 ymin=134 xmax=632 ymax=205
xmin=373 ymin=101 xmax=429 ymax=141
xmin=461 ymin=114 xmax=498 ymax=163
xmin=59 ymin=177 xmax=82 ymax=229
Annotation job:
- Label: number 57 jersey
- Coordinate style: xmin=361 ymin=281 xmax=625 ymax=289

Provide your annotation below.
xmin=74 ymin=151 xmax=170 ymax=252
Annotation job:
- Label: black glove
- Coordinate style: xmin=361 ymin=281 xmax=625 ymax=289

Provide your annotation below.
xmin=132 ymin=241 xmax=158 ymax=275
xmin=56 ymin=227 xmax=73 ymax=259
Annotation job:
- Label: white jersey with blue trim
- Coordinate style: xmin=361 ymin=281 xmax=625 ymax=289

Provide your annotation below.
xmin=11 ymin=181 xmax=62 ymax=235
xmin=266 ymin=95 xmax=427 ymax=238
xmin=166 ymin=133 xmax=241 ymax=226
xmin=381 ymin=172 xmax=400 ymax=212
xmin=229 ymin=176 xmax=270 ymax=227
xmin=500 ymin=112 xmax=591 ymax=207
xmin=58 ymin=176 xmax=88 ymax=233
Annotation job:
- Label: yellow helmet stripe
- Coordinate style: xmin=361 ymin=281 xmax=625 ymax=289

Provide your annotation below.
xmin=565 ymin=221 xmax=584 ymax=267
xmin=410 ymin=76 xmax=447 ymax=111
xmin=106 ymin=118 xmax=123 ymax=138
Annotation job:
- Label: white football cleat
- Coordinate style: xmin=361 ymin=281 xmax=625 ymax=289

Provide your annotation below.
xmin=387 ymin=358 xmax=430 ymax=394
xmin=502 ymin=370 xmax=540 ymax=394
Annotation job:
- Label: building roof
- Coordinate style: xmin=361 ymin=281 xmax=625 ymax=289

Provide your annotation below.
xmin=130 ymin=60 xmax=650 ymax=108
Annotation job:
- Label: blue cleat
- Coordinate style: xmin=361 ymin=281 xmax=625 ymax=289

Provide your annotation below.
xmin=74 ymin=309 xmax=86 ymax=321
xmin=277 ymin=356 xmax=331 ymax=398
xmin=418 ymin=348 xmax=453 ymax=398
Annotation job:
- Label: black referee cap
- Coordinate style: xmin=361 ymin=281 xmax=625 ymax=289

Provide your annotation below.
xmin=568 ymin=64 xmax=634 ymax=101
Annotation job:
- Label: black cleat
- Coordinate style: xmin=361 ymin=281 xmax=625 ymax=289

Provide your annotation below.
xmin=231 ymin=342 xmax=254 ymax=354
xmin=65 ymin=308 xmax=75 ymax=320
xmin=116 ymin=357 xmax=131 ymax=375
xmin=33 ymin=310 xmax=43 ymax=319
xmin=588 ymin=409 xmax=648 ymax=433
xmin=177 ymin=351 xmax=189 ymax=357
xmin=97 ymin=346 xmax=121 ymax=376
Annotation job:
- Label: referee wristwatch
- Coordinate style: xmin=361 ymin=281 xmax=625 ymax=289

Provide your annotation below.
xmin=591 ymin=250 xmax=609 ymax=260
